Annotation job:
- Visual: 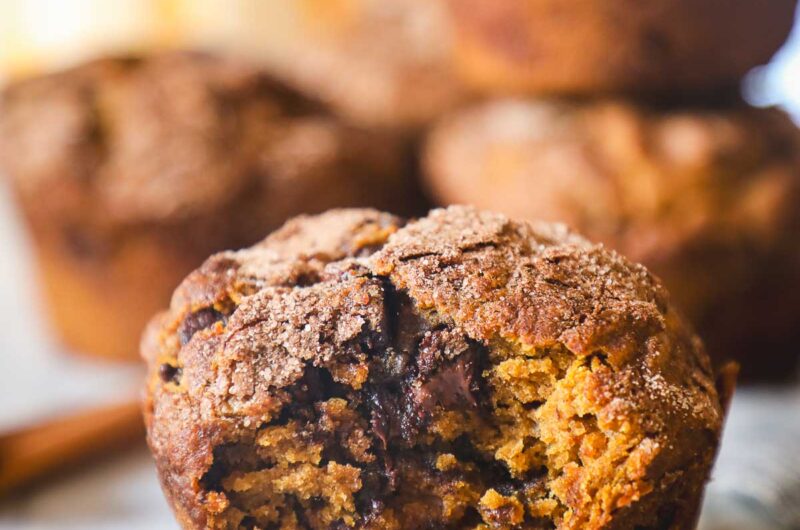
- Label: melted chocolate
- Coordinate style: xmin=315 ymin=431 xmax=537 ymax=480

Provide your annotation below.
xmin=178 ymin=307 xmax=225 ymax=346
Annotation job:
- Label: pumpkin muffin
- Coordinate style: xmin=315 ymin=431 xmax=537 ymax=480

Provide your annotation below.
xmin=143 ymin=206 xmax=725 ymax=529
xmin=424 ymin=99 xmax=800 ymax=379
xmin=212 ymin=0 xmax=468 ymax=129
xmin=0 ymin=52 xmax=416 ymax=361
xmin=446 ymin=0 xmax=796 ymax=96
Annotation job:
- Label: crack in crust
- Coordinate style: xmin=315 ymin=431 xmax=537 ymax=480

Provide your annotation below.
xmin=143 ymin=207 xmax=725 ymax=530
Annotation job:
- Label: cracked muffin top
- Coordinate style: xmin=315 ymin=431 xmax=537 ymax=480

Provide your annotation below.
xmin=0 ymin=52 xmax=407 ymax=231
xmin=144 ymin=206 xmax=725 ymax=529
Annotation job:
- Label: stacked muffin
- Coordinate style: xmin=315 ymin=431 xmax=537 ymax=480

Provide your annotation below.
xmin=0 ymin=52 xmax=424 ymax=361
xmin=201 ymin=0 xmax=469 ymax=130
xmin=424 ymin=0 xmax=800 ymax=379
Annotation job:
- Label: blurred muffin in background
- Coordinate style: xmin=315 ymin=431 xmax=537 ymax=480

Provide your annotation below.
xmin=0 ymin=0 xmax=469 ymax=130
xmin=0 ymin=51 xmax=417 ymax=361
xmin=190 ymin=0 xmax=469 ymax=129
xmin=425 ymin=99 xmax=800 ymax=379
xmin=445 ymin=0 xmax=796 ymax=97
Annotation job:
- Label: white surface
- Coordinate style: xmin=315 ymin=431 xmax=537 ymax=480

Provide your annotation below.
xmin=0 ymin=450 xmax=174 ymax=530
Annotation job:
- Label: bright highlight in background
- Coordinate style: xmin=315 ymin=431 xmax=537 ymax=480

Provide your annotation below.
xmin=746 ymin=11 xmax=800 ymax=121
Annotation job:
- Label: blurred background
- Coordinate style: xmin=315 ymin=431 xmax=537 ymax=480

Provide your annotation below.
xmin=0 ymin=1 xmax=798 ymax=529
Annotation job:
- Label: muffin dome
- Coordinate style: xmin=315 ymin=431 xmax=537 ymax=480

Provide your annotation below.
xmin=0 ymin=51 xmax=412 ymax=233
xmin=144 ymin=206 xmax=724 ymax=529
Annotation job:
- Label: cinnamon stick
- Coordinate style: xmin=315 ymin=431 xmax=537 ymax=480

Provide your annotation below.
xmin=0 ymin=400 xmax=145 ymax=497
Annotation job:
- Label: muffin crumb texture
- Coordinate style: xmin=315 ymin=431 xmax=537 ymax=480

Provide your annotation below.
xmin=144 ymin=207 xmax=724 ymax=529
